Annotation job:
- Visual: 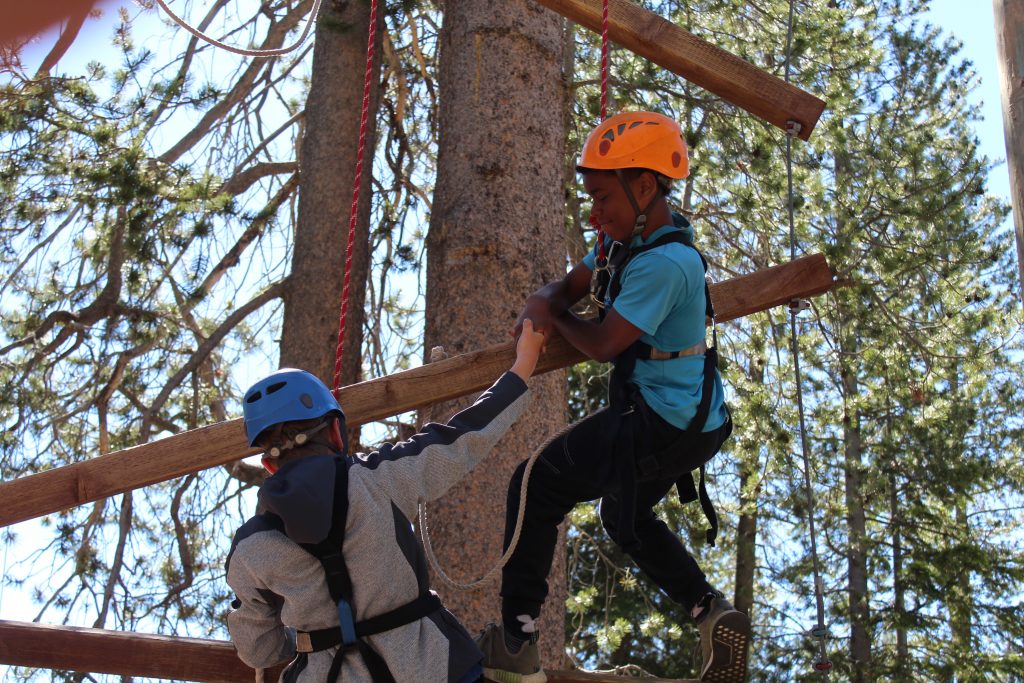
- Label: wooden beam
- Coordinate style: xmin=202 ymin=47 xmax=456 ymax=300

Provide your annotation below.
xmin=545 ymin=671 xmax=694 ymax=682
xmin=533 ymin=0 xmax=826 ymax=140
xmin=0 ymin=620 xmax=691 ymax=682
xmin=0 ymin=620 xmax=284 ymax=682
xmin=0 ymin=254 xmax=834 ymax=529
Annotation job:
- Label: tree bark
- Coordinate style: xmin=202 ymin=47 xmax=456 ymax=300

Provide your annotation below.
xmin=733 ymin=330 xmax=767 ymax=616
xmin=889 ymin=465 xmax=909 ymax=672
xmin=280 ymin=0 xmax=382 ymax=404
xmin=836 ymin=140 xmax=871 ymax=680
xmin=993 ymin=0 xmax=1024 ymax=302
xmin=949 ymin=500 xmax=974 ymax=675
xmin=841 ymin=323 xmax=871 ymax=681
xmin=424 ymin=0 xmax=569 ymax=667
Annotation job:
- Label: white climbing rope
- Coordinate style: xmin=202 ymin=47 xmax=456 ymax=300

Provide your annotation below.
xmin=419 ymin=432 xmax=552 ymax=591
xmin=153 ymin=0 xmax=324 ymax=58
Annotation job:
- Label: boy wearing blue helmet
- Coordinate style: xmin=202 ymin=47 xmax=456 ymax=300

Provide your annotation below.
xmin=226 ymin=320 xmax=546 ymax=683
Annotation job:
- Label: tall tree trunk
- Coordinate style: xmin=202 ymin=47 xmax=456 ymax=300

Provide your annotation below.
xmin=734 ymin=467 xmax=758 ymax=615
xmin=281 ymin=0 xmax=382 ymax=406
xmin=885 ymin=397 xmax=908 ymax=672
xmin=841 ymin=316 xmax=871 ymax=681
xmin=835 ymin=139 xmax=871 ymax=680
xmin=424 ymin=0 xmax=569 ymax=668
xmin=889 ymin=468 xmax=909 ymax=670
xmin=950 ymin=501 xmax=974 ymax=668
xmin=734 ymin=324 xmax=769 ymax=616
xmin=993 ymin=0 xmax=1024 ymax=301
xmin=947 ymin=371 xmax=973 ymax=673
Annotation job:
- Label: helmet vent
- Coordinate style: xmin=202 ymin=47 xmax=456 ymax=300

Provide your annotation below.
xmin=300 ymin=393 xmax=314 ymax=408
xmin=266 ymin=381 xmax=287 ymax=395
xmin=245 ymin=391 xmax=262 ymax=403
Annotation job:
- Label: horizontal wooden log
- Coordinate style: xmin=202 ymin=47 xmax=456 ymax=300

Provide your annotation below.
xmin=534 ymin=0 xmax=826 ymax=140
xmin=0 ymin=254 xmax=834 ymax=529
xmin=0 ymin=620 xmax=284 ymax=682
xmin=0 ymin=619 xmax=689 ymax=682
xmin=545 ymin=671 xmax=694 ymax=682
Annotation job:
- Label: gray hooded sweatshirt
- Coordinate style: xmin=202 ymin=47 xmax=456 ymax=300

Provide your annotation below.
xmin=226 ymin=371 xmax=530 ymax=682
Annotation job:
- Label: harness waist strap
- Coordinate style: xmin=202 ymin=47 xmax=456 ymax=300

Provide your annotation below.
xmin=641 ymin=340 xmax=707 ymax=361
xmin=295 ymin=591 xmax=443 ymax=653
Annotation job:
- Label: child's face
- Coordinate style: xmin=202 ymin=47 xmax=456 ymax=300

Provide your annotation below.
xmin=583 ymin=171 xmax=639 ymax=243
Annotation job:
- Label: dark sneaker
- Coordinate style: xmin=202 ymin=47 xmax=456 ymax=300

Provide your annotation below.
xmin=475 ymin=622 xmax=547 ymax=683
xmin=696 ymin=593 xmax=751 ymax=682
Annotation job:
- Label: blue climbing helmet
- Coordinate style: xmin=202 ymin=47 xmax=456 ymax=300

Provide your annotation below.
xmin=242 ymin=368 xmax=345 ymax=447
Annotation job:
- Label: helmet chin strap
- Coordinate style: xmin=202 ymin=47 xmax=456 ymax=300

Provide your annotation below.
xmin=266 ymin=420 xmax=331 ymax=459
xmin=614 ymin=169 xmax=657 ymax=240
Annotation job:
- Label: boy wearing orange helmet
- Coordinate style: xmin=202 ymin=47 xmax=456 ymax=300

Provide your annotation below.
xmin=477 ymin=112 xmax=750 ymax=682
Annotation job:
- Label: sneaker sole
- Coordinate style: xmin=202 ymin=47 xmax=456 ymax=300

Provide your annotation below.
xmin=700 ymin=610 xmax=751 ymax=682
xmin=482 ymin=666 xmax=548 ymax=683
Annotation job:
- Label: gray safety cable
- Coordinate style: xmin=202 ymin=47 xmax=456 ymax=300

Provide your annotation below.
xmin=782 ymin=0 xmax=832 ymax=676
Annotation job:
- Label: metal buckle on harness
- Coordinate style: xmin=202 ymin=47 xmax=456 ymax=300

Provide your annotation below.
xmin=590 ymin=241 xmax=622 ymax=308
xmin=295 ymin=631 xmax=314 ymax=653
xmin=590 ymin=259 xmax=608 ymax=309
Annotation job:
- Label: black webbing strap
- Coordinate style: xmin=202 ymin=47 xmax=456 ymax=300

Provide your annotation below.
xmin=670 ymin=408 xmax=733 ymax=547
xmin=674 ymin=245 xmax=723 ymax=546
xmin=607 ymin=232 xmax=690 ymax=304
xmin=296 ymin=456 xmax=419 ymax=683
xmin=606 ymin=344 xmax=641 ymax=553
xmin=297 ymin=591 xmax=443 ymax=650
xmin=598 ymin=226 xmax=723 ymax=550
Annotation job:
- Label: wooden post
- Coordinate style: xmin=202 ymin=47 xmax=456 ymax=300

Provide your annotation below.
xmin=532 ymin=0 xmax=826 ymax=140
xmin=994 ymin=0 xmax=1024 ymax=301
xmin=0 ymin=255 xmax=835 ymax=529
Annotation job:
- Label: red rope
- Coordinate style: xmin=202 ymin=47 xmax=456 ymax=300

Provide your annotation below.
xmin=333 ymin=0 xmax=379 ymax=395
xmin=592 ymin=0 xmax=611 ymax=263
xmin=600 ymin=0 xmax=609 ymax=121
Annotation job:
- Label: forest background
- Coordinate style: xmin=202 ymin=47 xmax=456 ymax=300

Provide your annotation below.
xmin=1 ymin=0 xmax=1023 ymax=681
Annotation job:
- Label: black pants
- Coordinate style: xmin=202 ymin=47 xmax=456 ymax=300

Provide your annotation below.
xmin=499 ymin=399 xmax=731 ymax=626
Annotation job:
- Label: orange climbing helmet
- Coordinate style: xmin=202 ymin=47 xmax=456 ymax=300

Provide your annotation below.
xmin=578 ymin=111 xmax=689 ymax=179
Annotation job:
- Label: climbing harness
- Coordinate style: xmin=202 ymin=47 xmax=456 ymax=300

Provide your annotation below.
xmin=267 ymin=456 xmax=443 ymax=683
xmin=154 ymin=0 xmax=324 ymax=58
xmin=593 ymin=221 xmax=727 ymax=550
xmin=782 ymin=0 xmax=832 ymax=675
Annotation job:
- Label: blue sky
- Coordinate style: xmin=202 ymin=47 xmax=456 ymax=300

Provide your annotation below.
xmin=923 ymin=0 xmax=1010 ymax=203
